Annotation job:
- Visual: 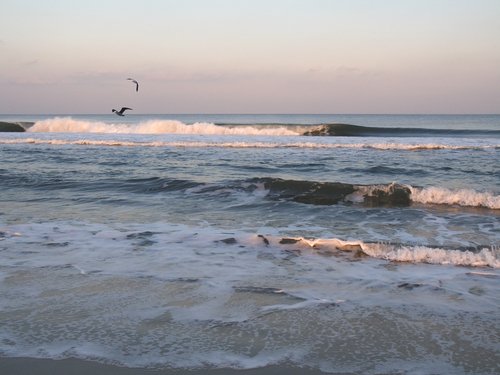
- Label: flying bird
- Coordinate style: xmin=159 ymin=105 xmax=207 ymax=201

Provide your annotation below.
xmin=127 ymin=78 xmax=139 ymax=92
xmin=112 ymin=107 xmax=132 ymax=116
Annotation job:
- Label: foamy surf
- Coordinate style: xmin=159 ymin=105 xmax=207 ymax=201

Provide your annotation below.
xmin=264 ymin=236 xmax=500 ymax=268
xmin=1 ymin=137 xmax=496 ymax=152
xmin=20 ymin=117 xmax=500 ymax=142
xmin=2 ymin=113 xmax=499 ymax=374
xmin=409 ymin=186 xmax=500 ymax=209
xmin=251 ymin=178 xmax=500 ymax=210
xmin=352 ymin=183 xmax=500 ymax=210
xmin=28 ymin=117 xmax=301 ymax=136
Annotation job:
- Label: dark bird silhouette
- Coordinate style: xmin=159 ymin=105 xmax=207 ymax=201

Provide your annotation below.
xmin=127 ymin=78 xmax=139 ymax=92
xmin=112 ymin=107 xmax=132 ymax=116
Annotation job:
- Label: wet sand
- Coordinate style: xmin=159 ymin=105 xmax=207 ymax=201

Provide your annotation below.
xmin=0 ymin=357 xmax=335 ymax=375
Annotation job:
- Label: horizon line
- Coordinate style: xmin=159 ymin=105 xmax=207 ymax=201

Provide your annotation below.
xmin=2 ymin=113 xmax=500 ymax=116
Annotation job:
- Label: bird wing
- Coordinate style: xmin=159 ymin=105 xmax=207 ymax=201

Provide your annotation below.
xmin=121 ymin=107 xmax=132 ymax=111
xmin=127 ymin=78 xmax=139 ymax=91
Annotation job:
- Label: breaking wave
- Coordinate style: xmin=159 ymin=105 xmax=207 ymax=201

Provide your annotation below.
xmin=264 ymin=236 xmax=500 ymax=268
xmin=409 ymin=186 xmax=500 ymax=209
xmin=27 ymin=117 xmax=301 ymax=136
xmin=15 ymin=117 xmax=500 ymax=138
xmin=249 ymin=178 xmax=500 ymax=209
xmin=1 ymin=138 xmax=496 ymax=151
xmin=301 ymin=123 xmax=500 ymax=137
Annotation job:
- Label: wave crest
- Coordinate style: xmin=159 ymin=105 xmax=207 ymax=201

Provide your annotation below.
xmin=252 ymin=178 xmax=499 ymax=209
xmin=0 ymin=116 xmax=494 ymax=138
xmin=28 ymin=117 xmax=301 ymax=136
xmin=3 ymin=138 xmax=495 ymax=151
xmin=303 ymin=123 xmax=500 ymax=137
xmin=274 ymin=237 xmax=499 ymax=268
xmin=410 ymin=186 xmax=500 ymax=210
xmin=361 ymin=242 xmax=499 ymax=267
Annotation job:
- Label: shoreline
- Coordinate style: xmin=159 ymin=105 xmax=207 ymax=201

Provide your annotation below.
xmin=0 ymin=357 xmax=333 ymax=375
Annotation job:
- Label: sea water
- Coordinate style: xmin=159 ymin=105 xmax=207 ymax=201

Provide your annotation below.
xmin=0 ymin=114 xmax=499 ymax=374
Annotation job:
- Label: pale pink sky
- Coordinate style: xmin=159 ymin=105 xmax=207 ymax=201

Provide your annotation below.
xmin=1 ymin=0 xmax=499 ymax=114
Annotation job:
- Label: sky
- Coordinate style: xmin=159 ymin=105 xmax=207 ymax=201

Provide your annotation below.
xmin=1 ymin=0 xmax=499 ymax=114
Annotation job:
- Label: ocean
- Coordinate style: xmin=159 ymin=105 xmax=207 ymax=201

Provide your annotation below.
xmin=0 ymin=114 xmax=499 ymax=374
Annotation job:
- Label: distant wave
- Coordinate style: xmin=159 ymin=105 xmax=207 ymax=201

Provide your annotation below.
xmin=300 ymin=123 xmax=500 ymax=137
xmin=262 ymin=235 xmax=500 ymax=268
xmin=27 ymin=117 xmax=302 ymax=136
xmin=0 ymin=121 xmax=28 ymax=132
xmin=1 ymin=137 xmax=496 ymax=152
xmin=5 ymin=117 xmax=497 ymax=138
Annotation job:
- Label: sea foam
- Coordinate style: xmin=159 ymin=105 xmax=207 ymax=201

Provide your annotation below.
xmin=1 ymin=137 xmax=495 ymax=152
xmin=278 ymin=237 xmax=500 ymax=268
xmin=21 ymin=118 xmax=500 ymax=150
xmin=28 ymin=117 xmax=301 ymax=136
xmin=409 ymin=186 xmax=500 ymax=210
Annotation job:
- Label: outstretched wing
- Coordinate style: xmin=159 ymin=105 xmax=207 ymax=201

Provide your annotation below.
xmin=121 ymin=107 xmax=132 ymax=112
xmin=127 ymin=78 xmax=139 ymax=92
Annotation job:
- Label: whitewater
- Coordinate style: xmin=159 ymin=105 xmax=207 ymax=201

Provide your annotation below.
xmin=1 ymin=114 xmax=499 ymax=374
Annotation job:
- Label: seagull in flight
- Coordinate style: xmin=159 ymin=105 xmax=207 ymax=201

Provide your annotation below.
xmin=127 ymin=78 xmax=139 ymax=92
xmin=112 ymin=107 xmax=132 ymax=116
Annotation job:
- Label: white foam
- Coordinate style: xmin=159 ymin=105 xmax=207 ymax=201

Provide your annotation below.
xmin=1 ymin=220 xmax=499 ymax=373
xmin=176 ymin=349 xmax=308 ymax=370
xmin=0 ymin=116 xmax=488 ymax=151
xmin=2 ymin=137 xmax=496 ymax=152
xmin=365 ymin=142 xmax=491 ymax=150
xmin=27 ymin=117 xmax=301 ymax=136
xmin=410 ymin=186 xmax=500 ymax=209
xmin=346 ymin=183 xmax=500 ymax=210
xmin=277 ymin=237 xmax=500 ymax=268
xmin=261 ymin=299 xmax=339 ymax=312
xmin=361 ymin=243 xmax=499 ymax=268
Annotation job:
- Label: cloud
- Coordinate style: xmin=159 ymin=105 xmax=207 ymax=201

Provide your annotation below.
xmin=70 ymin=70 xmax=127 ymax=81
xmin=7 ymin=77 xmax=55 ymax=86
xmin=22 ymin=59 xmax=39 ymax=66
xmin=336 ymin=65 xmax=382 ymax=78
xmin=138 ymin=66 xmax=279 ymax=84
xmin=336 ymin=66 xmax=363 ymax=75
